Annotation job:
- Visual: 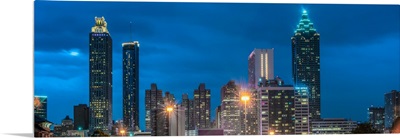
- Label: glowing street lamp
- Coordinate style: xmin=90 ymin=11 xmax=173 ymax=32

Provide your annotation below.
xmin=241 ymin=96 xmax=250 ymax=101
xmin=166 ymin=107 xmax=173 ymax=112
xmin=120 ymin=130 xmax=126 ymax=136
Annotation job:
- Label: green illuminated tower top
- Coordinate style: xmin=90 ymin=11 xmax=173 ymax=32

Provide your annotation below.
xmin=294 ymin=10 xmax=319 ymax=37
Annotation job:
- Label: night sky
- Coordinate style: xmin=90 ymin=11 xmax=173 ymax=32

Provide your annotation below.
xmin=34 ymin=1 xmax=400 ymax=130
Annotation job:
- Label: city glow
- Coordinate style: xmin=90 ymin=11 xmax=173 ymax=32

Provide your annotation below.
xmin=120 ymin=130 xmax=125 ymax=134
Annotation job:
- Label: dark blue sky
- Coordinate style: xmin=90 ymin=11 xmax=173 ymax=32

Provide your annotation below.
xmin=34 ymin=1 xmax=399 ymax=130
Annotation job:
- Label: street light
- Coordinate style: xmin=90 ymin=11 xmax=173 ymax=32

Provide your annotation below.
xmin=120 ymin=130 xmax=126 ymax=136
xmin=241 ymin=95 xmax=250 ymax=135
xmin=166 ymin=107 xmax=173 ymax=112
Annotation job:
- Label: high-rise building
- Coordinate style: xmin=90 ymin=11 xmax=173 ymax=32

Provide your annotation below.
xmin=215 ymin=106 xmax=222 ymax=129
xmin=145 ymin=83 xmax=164 ymax=132
xmin=122 ymin=41 xmax=140 ymax=132
xmin=61 ymin=115 xmax=74 ymax=136
xmin=182 ymin=93 xmax=195 ymax=130
xmin=368 ymin=106 xmax=385 ymax=132
xmin=248 ymin=48 xmax=274 ymax=89
xmin=53 ymin=124 xmax=62 ymax=137
xmin=167 ymin=105 xmax=186 ymax=136
xmin=151 ymin=108 xmax=167 ymax=136
xmin=74 ymin=104 xmax=89 ymax=130
xmin=89 ymin=16 xmax=113 ymax=134
xmin=384 ymin=90 xmax=400 ymax=130
xmin=294 ymin=87 xmax=310 ymax=135
xmin=258 ymin=77 xmax=295 ymax=135
xmin=291 ymin=10 xmax=321 ymax=120
xmin=194 ymin=83 xmax=211 ymax=129
xmin=34 ymin=96 xmax=48 ymax=120
xmin=311 ymin=118 xmax=357 ymax=134
xmin=240 ymin=88 xmax=259 ymax=135
xmin=164 ymin=91 xmax=176 ymax=107
xmin=220 ymin=80 xmax=241 ymax=135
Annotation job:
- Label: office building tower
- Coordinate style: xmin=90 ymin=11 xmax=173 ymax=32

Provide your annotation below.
xmin=164 ymin=91 xmax=176 ymax=107
xmin=220 ymin=80 xmax=241 ymax=135
xmin=53 ymin=124 xmax=62 ymax=137
xmin=34 ymin=96 xmax=48 ymax=120
xmin=311 ymin=118 xmax=357 ymax=134
xmin=258 ymin=77 xmax=295 ymax=135
xmin=145 ymin=83 xmax=164 ymax=132
xmin=291 ymin=10 xmax=321 ymax=120
xmin=122 ymin=41 xmax=140 ymax=132
xmin=240 ymin=88 xmax=259 ymax=135
xmin=61 ymin=115 xmax=74 ymax=136
xmin=151 ymin=108 xmax=167 ymax=136
xmin=215 ymin=106 xmax=222 ymax=129
xmin=294 ymin=87 xmax=310 ymax=135
xmin=167 ymin=105 xmax=186 ymax=136
xmin=384 ymin=90 xmax=400 ymax=130
xmin=368 ymin=106 xmax=385 ymax=132
xmin=194 ymin=83 xmax=211 ymax=129
xmin=182 ymin=93 xmax=195 ymax=130
xmin=89 ymin=16 xmax=113 ymax=133
xmin=74 ymin=104 xmax=89 ymax=130
xmin=248 ymin=48 xmax=274 ymax=89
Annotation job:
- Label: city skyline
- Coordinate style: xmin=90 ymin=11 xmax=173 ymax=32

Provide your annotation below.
xmin=34 ymin=1 xmax=399 ymax=131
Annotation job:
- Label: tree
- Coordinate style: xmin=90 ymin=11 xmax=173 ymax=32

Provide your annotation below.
xmin=91 ymin=129 xmax=110 ymax=137
xmin=351 ymin=122 xmax=380 ymax=134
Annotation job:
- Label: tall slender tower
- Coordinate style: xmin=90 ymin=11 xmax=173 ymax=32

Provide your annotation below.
xmin=122 ymin=40 xmax=140 ymax=132
xmin=193 ymin=83 xmax=211 ymax=129
xmin=291 ymin=10 xmax=321 ymax=120
xmin=89 ymin=16 xmax=113 ymax=134
xmin=384 ymin=90 xmax=400 ymax=131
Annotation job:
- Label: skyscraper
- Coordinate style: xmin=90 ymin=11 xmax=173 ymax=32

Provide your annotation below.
xmin=182 ymin=93 xmax=195 ymax=131
xmin=74 ymin=104 xmax=89 ymax=130
xmin=164 ymin=91 xmax=176 ymax=107
xmin=220 ymin=80 xmax=241 ymax=135
xmin=89 ymin=16 xmax=113 ymax=134
xmin=258 ymin=77 xmax=295 ymax=135
xmin=145 ymin=83 xmax=164 ymax=132
xmin=215 ymin=106 xmax=222 ymax=129
xmin=294 ymin=87 xmax=310 ymax=135
xmin=368 ymin=106 xmax=385 ymax=132
xmin=34 ymin=96 xmax=47 ymax=120
xmin=384 ymin=90 xmax=400 ymax=130
xmin=291 ymin=10 xmax=321 ymax=120
xmin=122 ymin=41 xmax=140 ymax=132
xmin=248 ymin=48 xmax=274 ymax=89
xmin=194 ymin=83 xmax=211 ymax=129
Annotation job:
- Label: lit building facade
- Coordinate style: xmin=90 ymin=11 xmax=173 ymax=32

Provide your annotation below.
xmin=194 ymin=83 xmax=211 ymax=129
xmin=151 ymin=108 xmax=167 ymax=136
xmin=248 ymin=48 xmax=274 ymax=89
xmin=89 ymin=16 xmax=113 ymax=134
xmin=215 ymin=106 xmax=222 ymax=129
xmin=294 ymin=87 xmax=310 ymax=134
xmin=384 ymin=90 xmax=400 ymax=130
xmin=167 ymin=105 xmax=186 ymax=136
xmin=311 ymin=118 xmax=357 ymax=134
xmin=368 ymin=106 xmax=385 ymax=132
xmin=74 ymin=104 xmax=89 ymax=130
xmin=145 ymin=83 xmax=163 ymax=132
xmin=182 ymin=93 xmax=195 ymax=130
xmin=122 ymin=41 xmax=140 ymax=132
xmin=220 ymin=80 xmax=241 ymax=135
xmin=291 ymin=10 xmax=321 ymax=120
xmin=34 ymin=96 xmax=47 ymax=120
xmin=258 ymin=77 xmax=295 ymax=135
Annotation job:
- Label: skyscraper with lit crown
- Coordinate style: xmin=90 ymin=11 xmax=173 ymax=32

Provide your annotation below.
xmin=291 ymin=10 xmax=321 ymax=120
xmin=89 ymin=16 xmax=113 ymax=134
